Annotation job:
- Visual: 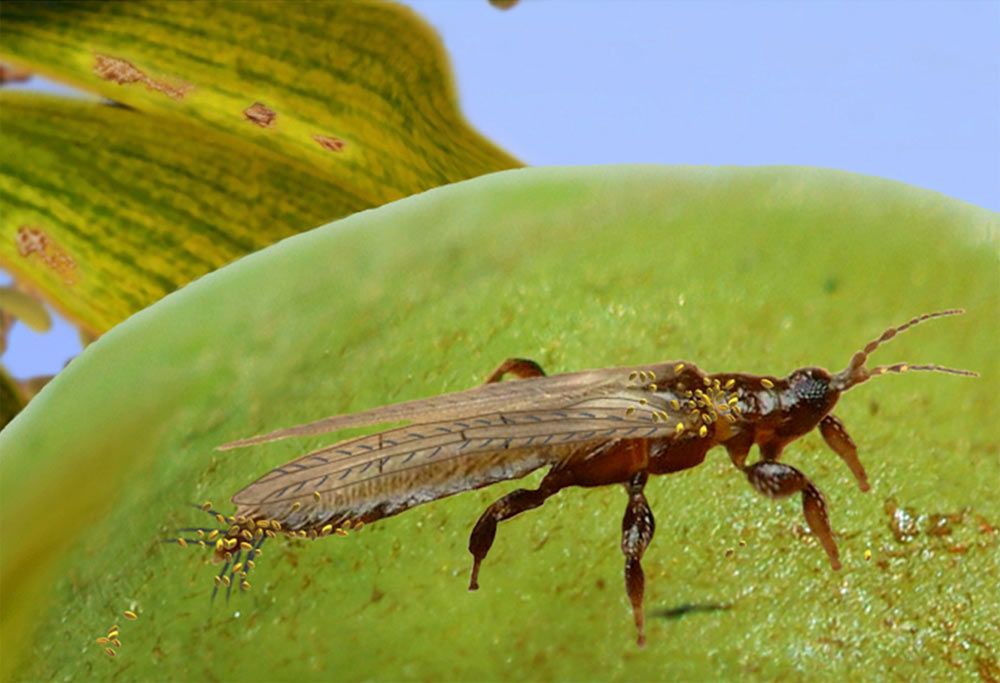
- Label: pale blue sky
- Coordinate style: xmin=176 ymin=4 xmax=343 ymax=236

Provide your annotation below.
xmin=2 ymin=0 xmax=998 ymax=379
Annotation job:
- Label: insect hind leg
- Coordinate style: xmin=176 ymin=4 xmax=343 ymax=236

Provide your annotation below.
xmin=482 ymin=358 xmax=546 ymax=384
xmin=466 ymin=468 xmax=572 ymax=590
xmin=621 ymin=472 xmax=654 ymax=647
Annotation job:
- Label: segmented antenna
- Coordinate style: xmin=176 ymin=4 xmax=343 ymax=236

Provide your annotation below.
xmin=833 ymin=309 xmax=978 ymax=391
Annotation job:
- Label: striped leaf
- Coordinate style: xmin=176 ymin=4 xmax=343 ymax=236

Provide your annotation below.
xmin=0 ymin=93 xmax=368 ymax=334
xmin=0 ymin=1 xmax=519 ymax=333
xmin=1 ymin=166 xmax=996 ymax=681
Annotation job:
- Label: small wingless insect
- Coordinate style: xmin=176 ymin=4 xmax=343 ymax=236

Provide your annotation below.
xmin=188 ymin=310 xmax=975 ymax=646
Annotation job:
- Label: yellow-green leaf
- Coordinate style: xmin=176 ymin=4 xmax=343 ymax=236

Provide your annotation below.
xmin=0 ymin=1 xmax=519 ymax=333
xmin=0 ymin=285 xmax=52 ymax=333
xmin=0 ymin=93 xmax=365 ymax=334
xmin=0 ymin=364 xmax=24 ymax=429
xmin=1 ymin=166 xmax=997 ymax=680
xmin=0 ymin=0 xmax=518 ymax=205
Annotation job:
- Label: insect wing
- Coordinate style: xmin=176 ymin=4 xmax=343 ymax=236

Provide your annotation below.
xmin=229 ymin=378 xmax=692 ymax=526
xmin=218 ymin=363 xmax=686 ymax=450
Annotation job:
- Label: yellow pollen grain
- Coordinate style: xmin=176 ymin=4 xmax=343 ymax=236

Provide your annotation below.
xmin=123 ymin=610 xmax=137 ymax=621
xmin=701 ymin=413 xmax=712 ymax=424
xmin=107 ymin=630 xmax=119 ymax=639
xmin=208 ymin=529 xmax=220 ymax=540
xmin=96 ymin=636 xmax=109 ymax=645
xmin=640 ymin=398 xmax=648 ymax=405
xmin=761 ymin=378 xmax=774 ymax=389
xmin=111 ymin=638 xmax=122 ymax=648
xmin=670 ymin=399 xmax=680 ymax=411
xmin=648 ymin=383 xmax=657 ymax=392
xmin=196 ymin=529 xmax=205 ymax=539
xmin=224 ymin=538 xmax=237 ymax=549
xmin=674 ymin=363 xmax=685 ymax=373
xmin=864 ymin=549 xmax=873 ymax=561
xmin=729 ymin=396 xmax=739 ymax=405
xmin=625 ymin=407 xmax=635 ymax=416
xmin=215 ymin=514 xmax=226 ymax=525
xmin=675 ymin=422 xmax=685 ymax=435
xmin=256 ymin=520 xmax=270 ymax=528
xmin=247 ymin=560 xmax=256 ymax=569
xmin=232 ymin=562 xmax=243 ymax=574
xmin=699 ymin=425 xmax=709 ymax=437
xmin=629 ymin=371 xmax=639 ymax=381
xmin=265 ymin=530 xmax=276 ymax=538
xmin=291 ymin=502 xmax=301 ymax=511
xmin=899 ymin=364 xmax=909 ymax=372
xmin=198 ymin=540 xmax=207 ymax=548
xmin=703 ymin=377 xmax=711 ymax=387
xmin=221 ymin=576 xmax=230 ymax=587
xmin=215 ymin=539 xmax=224 ymax=552
xmin=271 ymin=520 xmax=282 ymax=530
xmin=176 ymin=538 xmax=187 ymax=548
xmin=241 ymin=580 xmax=251 ymax=591
xmin=240 ymin=541 xmax=252 ymax=551
xmin=725 ymin=379 xmax=736 ymax=389
xmin=214 ymin=576 xmax=222 ymax=586
xmin=726 ymin=414 xmax=737 ymax=423
xmin=201 ymin=501 xmax=213 ymax=511
xmin=321 ymin=524 xmax=334 ymax=535
xmin=105 ymin=647 xmax=116 ymax=657
xmin=313 ymin=491 xmax=322 ymax=502
xmin=335 ymin=528 xmax=349 ymax=537
xmin=343 ymin=520 xmax=353 ymax=529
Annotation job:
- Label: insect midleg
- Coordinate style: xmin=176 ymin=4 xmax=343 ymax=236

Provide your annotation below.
xmin=818 ymin=414 xmax=870 ymax=492
xmin=482 ymin=357 xmax=546 ymax=384
xmin=466 ymin=467 xmax=574 ymax=590
xmin=621 ymin=471 xmax=654 ymax=648
xmin=744 ymin=461 xmax=841 ymax=570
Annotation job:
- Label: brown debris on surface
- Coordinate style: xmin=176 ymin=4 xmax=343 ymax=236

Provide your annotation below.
xmin=243 ymin=102 xmax=277 ymax=127
xmin=15 ymin=226 xmax=77 ymax=284
xmin=93 ymin=54 xmax=191 ymax=100
xmin=312 ymin=134 xmax=346 ymax=152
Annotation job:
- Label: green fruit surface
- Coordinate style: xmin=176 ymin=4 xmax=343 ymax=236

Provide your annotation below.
xmin=1 ymin=166 xmax=997 ymax=681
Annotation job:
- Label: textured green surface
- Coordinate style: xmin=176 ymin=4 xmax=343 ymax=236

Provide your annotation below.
xmin=1 ymin=166 xmax=997 ymax=681
xmin=0 ymin=0 xmax=518 ymax=334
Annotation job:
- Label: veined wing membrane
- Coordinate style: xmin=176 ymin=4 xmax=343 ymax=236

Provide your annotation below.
xmin=219 ymin=362 xmax=685 ymax=450
xmin=230 ymin=389 xmax=687 ymax=524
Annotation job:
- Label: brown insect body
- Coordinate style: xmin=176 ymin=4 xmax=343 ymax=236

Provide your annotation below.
xmin=195 ymin=311 xmax=975 ymax=646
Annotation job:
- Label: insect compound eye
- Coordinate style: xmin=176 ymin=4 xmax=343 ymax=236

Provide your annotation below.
xmin=790 ymin=368 xmax=830 ymax=405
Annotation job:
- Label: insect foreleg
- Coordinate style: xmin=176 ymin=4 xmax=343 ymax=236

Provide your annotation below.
xmin=621 ymin=471 xmax=654 ymax=647
xmin=466 ymin=467 xmax=573 ymax=590
xmin=819 ymin=414 xmax=870 ymax=492
xmin=482 ymin=358 xmax=546 ymax=384
xmin=744 ymin=461 xmax=841 ymax=570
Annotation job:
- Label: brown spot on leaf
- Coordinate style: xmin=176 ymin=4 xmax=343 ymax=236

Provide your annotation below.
xmin=16 ymin=226 xmax=77 ymax=284
xmin=93 ymin=54 xmax=191 ymax=100
xmin=0 ymin=63 xmax=32 ymax=85
xmin=243 ymin=102 xmax=277 ymax=127
xmin=312 ymin=134 xmax=346 ymax=153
